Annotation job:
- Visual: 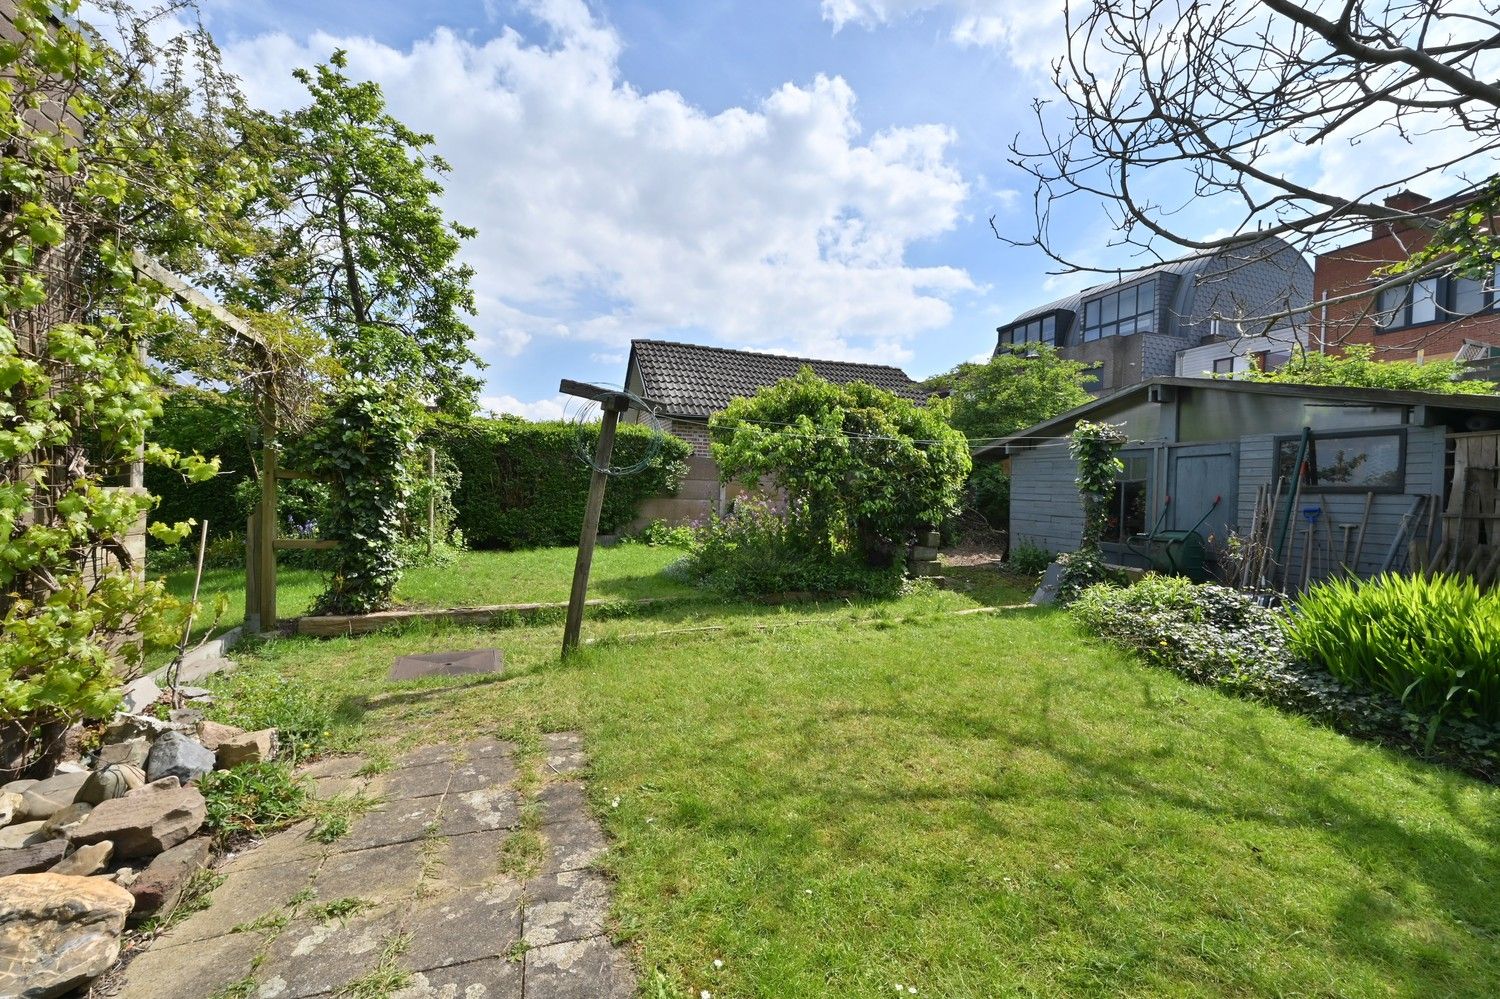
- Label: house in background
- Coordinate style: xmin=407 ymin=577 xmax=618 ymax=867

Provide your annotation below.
xmin=622 ymin=338 xmax=927 ymax=526
xmin=978 ymin=377 xmax=1500 ymax=590
xmin=994 ymin=237 xmax=1313 ymax=392
xmin=1314 ymin=190 xmax=1500 ymax=381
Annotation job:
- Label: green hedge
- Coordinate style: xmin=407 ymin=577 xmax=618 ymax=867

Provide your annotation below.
xmin=145 ymin=388 xmax=257 ymax=540
xmin=425 ymin=416 xmax=690 ymax=549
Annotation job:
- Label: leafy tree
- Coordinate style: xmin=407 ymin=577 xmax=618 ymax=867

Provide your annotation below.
xmin=710 ymin=369 xmax=971 ymax=565
xmin=235 ymin=51 xmax=482 ymax=412
xmin=928 ymin=345 xmax=1096 ymax=442
xmin=1 ymin=0 xmax=235 ymax=768
xmin=1235 ymin=345 xmax=1495 ymax=395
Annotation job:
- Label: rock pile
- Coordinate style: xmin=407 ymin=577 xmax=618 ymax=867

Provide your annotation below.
xmin=0 ymin=683 xmax=279 ymax=998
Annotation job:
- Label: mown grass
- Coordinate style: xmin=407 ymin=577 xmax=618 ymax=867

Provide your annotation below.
xmin=214 ymin=583 xmax=1500 ymax=998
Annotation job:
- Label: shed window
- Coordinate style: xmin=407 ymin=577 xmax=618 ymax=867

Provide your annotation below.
xmin=1212 ymin=356 xmax=1235 ymax=374
xmin=1104 ymin=454 xmax=1151 ymax=543
xmin=1081 ymin=280 xmax=1156 ymax=342
xmin=1276 ymin=430 xmax=1406 ymax=493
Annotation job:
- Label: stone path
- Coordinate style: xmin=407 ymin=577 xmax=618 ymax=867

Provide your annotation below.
xmin=102 ymin=733 xmax=633 ymax=998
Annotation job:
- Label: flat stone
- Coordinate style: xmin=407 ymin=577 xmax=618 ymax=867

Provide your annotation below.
xmin=446 ymin=749 xmax=516 ymax=794
xmin=540 ymin=818 xmax=609 ymax=875
xmin=536 ymin=780 xmax=589 ymax=824
xmin=313 ymin=839 xmax=424 ymax=904
xmin=95 ymin=737 xmax=151 ymax=769
xmin=0 ymin=838 xmax=67 ymax=876
xmin=195 ymin=720 xmax=246 ymax=753
xmin=102 ymin=713 xmax=177 ymax=745
xmin=298 ymin=756 xmax=366 ymax=780
xmin=105 ymin=924 xmax=265 ymax=999
xmin=541 ymin=731 xmax=587 ymax=775
xmin=309 ymin=774 xmax=370 ymax=801
xmin=119 ymin=676 xmax=162 ymax=714
xmin=0 ymin=820 xmax=45 ymax=849
xmin=17 ymin=771 xmax=88 ymax=820
xmin=78 ymin=763 xmax=147 ymax=805
xmin=0 ymin=873 xmax=135 ymax=999
xmin=432 ymin=829 xmax=509 ymax=891
xmin=70 ymin=779 xmax=206 ymax=859
xmin=162 ymin=858 xmax=316 ymax=945
xmin=37 ymin=802 xmax=92 ymax=840
xmin=440 ymin=786 xmax=520 ymax=837
xmin=389 ymin=648 xmax=502 ymax=681
xmin=169 ymin=708 xmax=205 ymax=729
xmin=1 ymin=779 xmax=38 ymax=796
xmin=522 ymin=868 xmax=614 ymax=947
xmin=217 ymin=729 xmax=279 ymax=770
xmin=176 ymin=686 xmax=214 ymax=701
xmin=54 ymin=761 xmax=86 ymax=775
xmin=389 ymin=958 xmax=521 ymax=998
xmin=128 ymin=836 xmax=213 ymax=923
xmin=392 ymin=744 xmax=459 ymax=769
xmin=49 ymin=840 xmax=113 ymax=876
xmin=376 ymin=762 xmax=451 ymax=801
xmin=524 ymin=936 xmax=636 ymax=999
xmin=255 ymin=906 xmax=403 ymax=999
xmin=217 ymin=820 xmax=327 ymax=875
xmin=145 ymin=731 xmax=217 ymax=785
xmin=399 ymin=880 xmax=523 ymax=972
xmin=0 ymin=790 xmax=20 ymax=826
xmin=331 ymin=797 xmax=443 ymax=853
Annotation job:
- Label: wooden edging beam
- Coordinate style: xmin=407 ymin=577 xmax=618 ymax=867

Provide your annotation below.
xmin=296 ymin=595 xmax=686 ymax=638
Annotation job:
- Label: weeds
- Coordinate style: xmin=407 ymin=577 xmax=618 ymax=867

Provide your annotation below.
xmin=201 ymin=762 xmax=312 ymax=838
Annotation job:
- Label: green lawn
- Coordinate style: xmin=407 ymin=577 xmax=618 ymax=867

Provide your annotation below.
xmin=208 ymin=572 xmax=1500 ymax=998
xmin=152 ymin=544 xmax=695 ymax=640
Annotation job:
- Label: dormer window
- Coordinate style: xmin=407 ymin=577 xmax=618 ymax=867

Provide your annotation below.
xmin=1081 ymin=280 xmax=1156 ymax=341
xmin=998 ymin=313 xmax=1057 ymax=348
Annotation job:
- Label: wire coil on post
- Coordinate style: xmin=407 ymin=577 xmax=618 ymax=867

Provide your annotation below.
xmin=563 ymin=383 xmax=671 ymax=477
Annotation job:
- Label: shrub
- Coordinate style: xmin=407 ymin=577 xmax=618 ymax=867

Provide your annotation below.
xmin=200 ymin=762 xmax=311 ymax=837
xmin=1072 ymin=575 xmax=1287 ymax=682
xmin=146 ymin=388 xmax=259 ymax=542
xmin=624 ymin=519 xmax=696 ymax=548
xmin=711 ymin=369 xmax=971 ymax=566
xmin=1284 ymin=573 xmax=1500 ymax=724
xmin=676 ymin=496 xmax=904 ymax=598
xmin=425 ymin=416 xmax=690 ymax=549
xmin=1008 ymin=542 xmax=1051 ymax=577
xmin=966 ymin=464 xmax=1011 ymax=531
xmin=207 ymin=659 xmax=336 ymax=762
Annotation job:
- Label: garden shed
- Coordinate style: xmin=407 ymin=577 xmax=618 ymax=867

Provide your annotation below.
xmin=979 ymin=378 xmax=1500 ymax=587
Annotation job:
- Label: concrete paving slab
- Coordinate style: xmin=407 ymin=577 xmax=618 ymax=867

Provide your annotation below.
xmin=540 ymin=818 xmax=609 ymax=875
xmin=331 ymin=796 xmax=443 ymax=852
xmin=299 ymin=756 xmax=366 ymax=780
xmin=314 ymin=839 xmax=425 ymax=904
xmin=394 ymin=743 xmax=462 ymax=769
xmin=161 ymin=858 xmax=319 ymax=945
xmin=218 ymin=820 xmax=328 ymax=875
xmin=432 ymin=829 xmax=509 ymax=891
xmin=524 ymin=936 xmax=636 ymax=999
xmin=447 ymin=749 xmax=517 ymax=794
xmin=388 ymin=958 xmax=521 ymax=998
xmin=522 ymin=869 xmax=613 ymax=948
xmin=535 ymin=780 xmax=588 ymax=825
xmin=255 ymin=906 xmax=403 ymax=999
xmin=105 ymin=928 xmax=265 ymax=999
xmin=378 ymin=762 xmax=453 ymax=801
xmin=399 ymin=881 xmax=523 ymax=973
xmin=540 ymin=732 xmax=587 ymax=775
xmin=440 ymin=785 xmax=520 ymax=837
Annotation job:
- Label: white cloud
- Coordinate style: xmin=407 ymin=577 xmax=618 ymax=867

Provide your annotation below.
xmin=219 ymin=0 xmax=973 ymax=378
xmin=479 ymin=393 xmax=570 ymax=421
xmin=822 ymin=1 xmax=1066 ymax=73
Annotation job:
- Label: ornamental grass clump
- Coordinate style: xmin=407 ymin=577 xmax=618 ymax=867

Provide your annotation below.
xmin=1284 ymin=573 xmax=1500 ymax=724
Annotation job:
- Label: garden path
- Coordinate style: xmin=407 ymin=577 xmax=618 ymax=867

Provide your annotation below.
xmin=104 ymin=734 xmax=633 ymax=998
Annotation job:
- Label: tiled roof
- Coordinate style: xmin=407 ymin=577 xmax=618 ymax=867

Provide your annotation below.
xmin=628 ymin=339 xmax=926 ymax=418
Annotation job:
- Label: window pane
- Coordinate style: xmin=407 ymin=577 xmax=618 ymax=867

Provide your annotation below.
xmin=1136 ymin=281 xmax=1155 ymax=316
xmin=1410 ymin=278 xmax=1438 ymax=324
xmin=1309 ymin=434 xmax=1403 ymax=489
xmin=1453 ymin=277 xmax=1486 ymax=316
xmin=1116 ymin=316 xmax=1137 ymax=336
xmin=1042 ymin=316 xmax=1055 ymax=342
xmin=1101 ymin=292 xmax=1119 ymax=324
xmin=1375 ymin=285 xmax=1407 ymax=328
xmin=1212 ymin=357 xmax=1235 ymax=374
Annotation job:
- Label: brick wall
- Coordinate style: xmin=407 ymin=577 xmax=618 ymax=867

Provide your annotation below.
xmin=1314 ymin=223 xmax=1500 ymax=360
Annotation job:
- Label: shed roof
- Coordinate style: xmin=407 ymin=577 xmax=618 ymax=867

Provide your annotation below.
xmin=976 ymin=376 xmax=1500 ymax=457
xmin=627 ymin=339 xmax=926 ymax=418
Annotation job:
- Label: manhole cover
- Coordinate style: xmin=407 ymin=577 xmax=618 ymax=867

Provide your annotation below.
xmin=389 ymin=648 xmax=504 ymax=680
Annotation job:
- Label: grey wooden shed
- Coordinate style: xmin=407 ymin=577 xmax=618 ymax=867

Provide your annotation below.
xmin=977 ymin=378 xmax=1500 ymax=586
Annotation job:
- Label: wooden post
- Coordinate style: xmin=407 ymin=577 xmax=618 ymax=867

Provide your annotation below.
xmin=562 ymin=399 xmax=626 ymax=655
xmin=256 ymin=446 xmax=279 ymax=632
xmin=427 ymin=446 xmax=437 ymax=557
xmin=244 ymin=511 xmax=260 ymax=634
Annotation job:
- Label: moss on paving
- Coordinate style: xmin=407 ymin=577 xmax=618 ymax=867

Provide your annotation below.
xmin=213 ymin=576 xmax=1499 ymax=997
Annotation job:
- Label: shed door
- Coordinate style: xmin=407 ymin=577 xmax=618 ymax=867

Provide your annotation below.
xmin=1168 ymin=443 xmax=1238 ymax=549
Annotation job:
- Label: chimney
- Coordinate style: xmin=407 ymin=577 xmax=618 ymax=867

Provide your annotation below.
xmin=1374 ymin=190 xmax=1433 ymax=239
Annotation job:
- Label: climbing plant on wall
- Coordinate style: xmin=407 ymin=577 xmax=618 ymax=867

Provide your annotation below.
xmin=305 ymin=379 xmax=419 ymax=614
xmin=1057 ymin=420 xmax=1128 ymax=603
xmin=0 ymin=1 xmax=239 ymax=769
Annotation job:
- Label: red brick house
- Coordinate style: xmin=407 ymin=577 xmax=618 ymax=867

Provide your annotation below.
xmin=1314 ymin=190 xmax=1500 ymax=377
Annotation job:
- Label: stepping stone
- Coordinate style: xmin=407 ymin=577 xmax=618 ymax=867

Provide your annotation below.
xmin=399 ymin=881 xmax=523 ymax=972
xmin=440 ymin=786 xmax=520 ymax=837
xmin=540 ymin=732 xmax=587 ymax=775
xmin=105 ymin=926 xmax=264 ymax=999
xmin=524 ymin=936 xmax=636 ymax=999
xmin=332 ymin=797 xmax=443 ymax=853
xmin=522 ymin=869 xmax=613 ymax=947
xmin=389 ymin=648 xmax=502 ymax=681
xmin=535 ymin=781 xmax=588 ymax=824
xmin=540 ymin=818 xmax=609 ymax=875
xmin=433 ymin=829 xmax=509 ymax=890
xmin=162 ymin=858 xmax=316 ymax=945
xmin=447 ymin=749 xmax=517 ymax=794
xmin=393 ymin=743 xmax=460 ymax=769
xmin=314 ymin=839 xmax=424 ymax=904
xmin=256 ymin=905 xmax=403 ymax=999
xmin=390 ymin=957 xmax=521 ymax=998
xmin=377 ymin=762 xmax=452 ymax=801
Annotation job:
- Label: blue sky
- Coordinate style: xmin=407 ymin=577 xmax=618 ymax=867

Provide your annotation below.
xmin=183 ymin=2 xmax=1133 ymax=415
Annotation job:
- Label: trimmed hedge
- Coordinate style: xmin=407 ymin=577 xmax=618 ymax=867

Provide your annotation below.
xmin=145 ymin=387 xmax=257 ymax=539
xmin=425 ymin=416 xmax=690 ymax=549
